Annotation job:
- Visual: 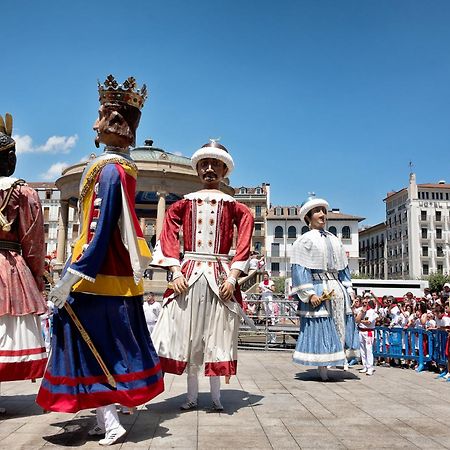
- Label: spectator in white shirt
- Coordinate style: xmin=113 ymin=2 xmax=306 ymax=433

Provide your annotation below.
xmin=356 ymin=297 xmax=378 ymax=376
xmin=144 ymin=292 xmax=162 ymax=336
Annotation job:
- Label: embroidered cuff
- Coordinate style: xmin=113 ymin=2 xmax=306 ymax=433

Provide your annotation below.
xmin=230 ymin=259 xmax=250 ymax=274
xmin=150 ymin=242 xmax=180 ymax=268
xmin=67 ymin=267 xmax=95 ymax=283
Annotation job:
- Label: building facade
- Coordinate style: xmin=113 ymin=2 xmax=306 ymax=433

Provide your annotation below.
xmin=266 ymin=206 xmax=363 ymax=277
xmin=28 ymin=182 xmax=79 ymax=256
xmin=234 ymin=183 xmax=270 ymax=255
xmin=385 ymin=173 xmax=450 ymax=279
xmin=359 ymin=222 xmax=387 ymax=279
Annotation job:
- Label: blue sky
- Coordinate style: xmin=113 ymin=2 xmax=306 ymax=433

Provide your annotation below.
xmin=2 ymin=0 xmax=450 ymax=224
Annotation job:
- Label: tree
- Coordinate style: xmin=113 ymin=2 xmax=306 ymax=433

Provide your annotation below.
xmin=426 ymin=272 xmax=450 ymax=292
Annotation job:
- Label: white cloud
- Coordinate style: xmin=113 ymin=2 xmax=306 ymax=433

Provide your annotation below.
xmin=13 ymin=134 xmax=78 ymax=154
xmin=40 ymin=162 xmax=70 ymax=181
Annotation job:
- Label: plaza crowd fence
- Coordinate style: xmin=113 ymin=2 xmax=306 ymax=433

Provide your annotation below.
xmin=373 ymin=326 xmax=449 ymax=373
xmin=238 ymin=293 xmax=300 ymax=351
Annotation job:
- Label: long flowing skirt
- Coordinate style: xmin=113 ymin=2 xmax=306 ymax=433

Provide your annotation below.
xmin=36 ymin=293 xmax=164 ymax=413
xmin=0 ymin=314 xmax=47 ymax=381
xmin=293 ymin=316 xmax=346 ymax=367
xmin=152 ymin=275 xmax=240 ymax=376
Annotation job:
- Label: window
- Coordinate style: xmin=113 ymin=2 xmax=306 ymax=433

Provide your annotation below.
xmin=421 ymin=211 xmax=427 ymax=221
xmin=239 ymin=187 xmax=247 ymax=194
xmin=447 ymin=193 xmax=449 ymax=200
xmin=255 ymin=187 xmax=262 ymax=194
xmin=254 ymin=241 xmax=262 ymax=252
xmin=271 ymin=243 xmax=280 ymax=257
xmin=438 ymin=264 xmax=443 ymax=274
xmin=271 ymin=262 xmax=280 ymax=274
xmin=423 ymin=264 xmax=429 ymax=275
xmin=422 ymin=246 xmax=428 ymax=257
xmin=301 ymin=226 xmax=309 ymax=235
xmin=436 ymin=228 xmax=442 ymax=239
xmin=328 ymin=226 xmax=337 ymax=236
xmin=73 ymin=223 xmax=79 ymax=238
xmin=342 ymin=226 xmax=351 ymax=239
xmin=440 ymin=192 xmax=443 ymax=200
xmin=289 ymin=207 xmax=296 ymax=216
xmin=44 ymin=224 xmax=49 ymax=234
xmin=432 ymin=192 xmax=435 ymax=200
xmin=255 ymin=206 xmax=262 ymax=216
xmin=43 ymin=207 xmax=50 ymax=222
xmin=255 ymin=223 xmax=262 ymax=231
xmin=45 ymin=190 xmax=52 ymax=200
xmin=287 ymin=226 xmax=297 ymax=239
xmin=436 ymin=211 xmax=442 ymax=222
xmin=274 ymin=226 xmax=283 ymax=238
xmin=425 ymin=192 xmax=429 ymax=199
xmin=421 ymin=228 xmax=427 ymax=239
xmin=274 ymin=207 xmax=282 ymax=216
xmin=437 ymin=246 xmax=444 ymax=257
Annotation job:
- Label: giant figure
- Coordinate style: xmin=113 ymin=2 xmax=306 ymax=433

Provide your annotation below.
xmin=36 ymin=76 xmax=164 ymax=446
xmin=0 ymin=114 xmax=48 ymax=413
xmin=291 ymin=195 xmax=358 ymax=381
xmin=151 ymin=140 xmax=254 ymax=411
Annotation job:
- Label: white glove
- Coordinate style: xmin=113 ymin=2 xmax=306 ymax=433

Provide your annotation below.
xmin=50 ymin=271 xmax=81 ymax=309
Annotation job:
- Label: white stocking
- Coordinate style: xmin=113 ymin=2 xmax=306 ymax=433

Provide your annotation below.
xmin=187 ymin=363 xmax=200 ymax=403
xmin=209 ymin=376 xmax=221 ymax=403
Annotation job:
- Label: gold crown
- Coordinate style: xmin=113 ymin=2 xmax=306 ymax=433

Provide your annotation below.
xmin=98 ymin=75 xmax=148 ymax=110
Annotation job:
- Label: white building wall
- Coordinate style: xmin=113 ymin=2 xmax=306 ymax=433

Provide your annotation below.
xmin=266 ymin=217 xmax=361 ymax=277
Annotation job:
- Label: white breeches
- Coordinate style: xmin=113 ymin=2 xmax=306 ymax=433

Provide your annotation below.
xmin=359 ymin=331 xmax=374 ymax=370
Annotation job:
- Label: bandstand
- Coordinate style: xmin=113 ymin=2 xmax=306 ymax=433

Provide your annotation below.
xmin=54 ymin=139 xmax=234 ymax=292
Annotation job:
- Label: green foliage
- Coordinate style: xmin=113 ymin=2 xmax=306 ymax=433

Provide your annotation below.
xmin=273 ymin=276 xmax=286 ymax=294
xmin=426 ymin=272 xmax=450 ymax=292
xmin=351 ymin=273 xmax=371 ymax=279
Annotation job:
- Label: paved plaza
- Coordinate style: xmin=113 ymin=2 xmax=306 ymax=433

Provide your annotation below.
xmin=0 ymin=350 xmax=449 ymax=449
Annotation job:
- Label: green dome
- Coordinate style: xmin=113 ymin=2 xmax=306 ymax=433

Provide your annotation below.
xmin=131 ymin=144 xmax=191 ymax=166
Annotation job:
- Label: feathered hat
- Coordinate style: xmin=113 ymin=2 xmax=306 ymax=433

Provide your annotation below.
xmin=0 ymin=113 xmax=15 ymax=152
xmin=191 ymin=139 xmax=235 ymax=176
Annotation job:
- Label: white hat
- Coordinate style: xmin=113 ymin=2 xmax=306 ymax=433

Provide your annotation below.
xmin=299 ymin=194 xmax=329 ymax=222
xmin=444 ymin=283 xmax=450 ymax=289
xmin=191 ymin=140 xmax=234 ymax=176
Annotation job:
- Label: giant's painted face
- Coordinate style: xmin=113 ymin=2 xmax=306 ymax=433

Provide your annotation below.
xmin=196 ymin=158 xmax=227 ymax=188
xmin=93 ymin=103 xmax=140 ymax=149
xmin=308 ymin=206 xmax=327 ymax=230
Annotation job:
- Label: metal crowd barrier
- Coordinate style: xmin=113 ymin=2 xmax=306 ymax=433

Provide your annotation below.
xmin=238 ymin=293 xmax=300 ymax=351
xmin=373 ymin=327 xmax=448 ymax=372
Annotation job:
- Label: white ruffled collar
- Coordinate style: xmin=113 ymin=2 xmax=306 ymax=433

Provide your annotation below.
xmin=184 ymin=190 xmax=235 ymax=203
xmin=0 ymin=177 xmax=19 ymax=191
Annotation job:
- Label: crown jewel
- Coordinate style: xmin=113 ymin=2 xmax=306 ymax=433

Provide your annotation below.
xmin=98 ymin=75 xmax=148 ymax=110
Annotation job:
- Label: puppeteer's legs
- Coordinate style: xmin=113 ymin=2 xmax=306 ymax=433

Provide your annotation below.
xmin=89 ymin=405 xmax=126 ymax=446
xmin=182 ymin=364 xmax=223 ymax=411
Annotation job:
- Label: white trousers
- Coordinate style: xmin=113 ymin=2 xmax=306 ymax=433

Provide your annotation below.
xmin=262 ymin=296 xmax=275 ymax=325
xmin=186 ymin=364 xmax=220 ymax=403
xmin=96 ymin=404 xmax=121 ymax=433
xmin=359 ymin=331 xmax=374 ymax=370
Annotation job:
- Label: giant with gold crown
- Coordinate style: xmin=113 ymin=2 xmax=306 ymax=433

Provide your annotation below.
xmin=37 ymin=76 xmax=164 ymax=419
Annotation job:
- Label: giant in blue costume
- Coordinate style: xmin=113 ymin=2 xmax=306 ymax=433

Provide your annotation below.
xmin=291 ymin=195 xmax=359 ymax=380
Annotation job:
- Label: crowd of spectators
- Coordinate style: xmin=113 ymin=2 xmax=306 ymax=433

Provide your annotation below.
xmin=352 ymin=286 xmax=450 ymax=375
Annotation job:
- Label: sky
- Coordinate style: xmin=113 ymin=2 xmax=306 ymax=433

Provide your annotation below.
xmin=2 ymin=0 xmax=450 ymax=225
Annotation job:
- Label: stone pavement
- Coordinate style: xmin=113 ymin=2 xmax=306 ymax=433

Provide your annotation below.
xmin=1 ymin=350 xmax=450 ymax=449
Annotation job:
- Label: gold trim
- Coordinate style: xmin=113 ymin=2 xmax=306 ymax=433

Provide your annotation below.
xmin=79 ymin=157 xmax=137 ymax=205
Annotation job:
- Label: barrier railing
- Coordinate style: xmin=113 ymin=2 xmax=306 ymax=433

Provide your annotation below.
xmin=373 ymin=327 xmax=447 ymax=372
xmin=238 ymin=294 xmax=299 ymax=351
